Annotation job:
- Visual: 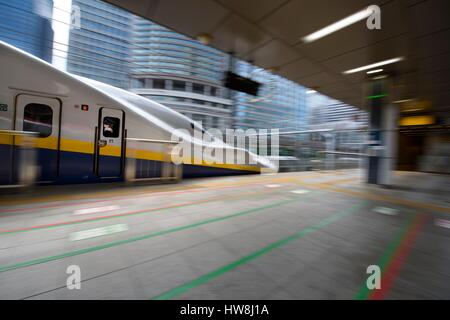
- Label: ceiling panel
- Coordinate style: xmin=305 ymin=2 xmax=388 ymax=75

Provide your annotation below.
xmin=106 ymin=0 xmax=157 ymax=16
xmin=296 ymin=72 xmax=340 ymax=88
xmin=259 ymin=0 xmax=376 ymax=45
xmin=105 ymin=0 xmax=450 ymax=111
xmin=244 ymin=39 xmax=300 ymax=69
xmin=417 ymin=52 xmax=450 ymax=74
xmin=322 ymin=35 xmax=409 ymax=75
xmin=320 ymin=82 xmax=355 ymax=95
xmin=152 ymin=0 xmax=229 ymax=39
xmin=414 ymin=29 xmax=450 ymax=59
xmin=216 ymin=0 xmax=288 ymax=22
xmin=211 ymin=14 xmax=273 ymax=57
xmin=296 ymin=1 xmax=408 ymax=62
xmin=278 ymin=58 xmax=321 ymax=80
xmin=408 ymin=0 xmax=450 ymax=37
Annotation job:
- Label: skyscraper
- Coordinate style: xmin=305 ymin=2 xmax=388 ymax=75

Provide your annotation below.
xmin=0 ymin=0 xmax=54 ymax=62
xmin=129 ymin=16 xmax=233 ymax=130
xmin=63 ymin=0 xmax=353 ymax=139
xmin=66 ymin=0 xmax=132 ymax=89
xmin=231 ymin=61 xmax=309 ymax=157
xmin=128 ymin=16 xmax=310 ymax=134
xmin=308 ymin=93 xmax=368 ymax=126
xmin=233 ymin=60 xmax=307 ymax=132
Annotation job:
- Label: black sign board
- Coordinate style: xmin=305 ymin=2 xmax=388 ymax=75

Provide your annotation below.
xmin=223 ymin=71 xmax=261 ymax=96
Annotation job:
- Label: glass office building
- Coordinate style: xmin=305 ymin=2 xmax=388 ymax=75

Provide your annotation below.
xmin=129 ymin=17 xmax=233 ymax=130
xmin=0 ymin=0 xmax=354 ymax=138
xmin=0 ymin=0 xmax=54 ymax=62
xmin=308 ymin=93 xmax=368 ymax=125
xmin=128 ymin=17 xmax=309 ymax=133
xmin=66 ymin=0 xmax=133 ymax=89
xmin=233 ymin=60 xmax=307 ymax=132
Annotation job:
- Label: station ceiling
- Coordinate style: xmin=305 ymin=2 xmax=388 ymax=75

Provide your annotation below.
xmin=106 ymin=0 xmax=450 ymax=116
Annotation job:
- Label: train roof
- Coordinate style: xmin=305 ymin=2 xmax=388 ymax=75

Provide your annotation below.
xmin=0 ymin=40 xmax=199 ymax=135
xmin=0 ymin=40 xmax=277 ymax=171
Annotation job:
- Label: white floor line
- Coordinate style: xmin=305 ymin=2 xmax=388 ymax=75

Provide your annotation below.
xmin=290 ymin=189 xmax=310 ymax=194
xmin=69 ymin=224 xmax=129 ymax=241
xmin=265 ymin=184 xmax=282 ymax=188
xmin=372 ymin=206 xmax=399 ymax=216
xmin=435 ymin=218 xmax=450 ymax=229
xmin=73 ymin=205 xmax=120 ymax=215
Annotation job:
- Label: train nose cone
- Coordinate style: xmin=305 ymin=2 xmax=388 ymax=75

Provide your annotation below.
xmin=255 ymin=155 xmax=279 ymax=174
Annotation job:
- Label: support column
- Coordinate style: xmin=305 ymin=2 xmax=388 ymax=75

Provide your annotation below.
xmin=367 ymin=79 xmax=398 ymax=186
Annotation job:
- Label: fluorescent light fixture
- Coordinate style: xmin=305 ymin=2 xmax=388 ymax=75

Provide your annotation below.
xmin=343 ymin=57 xmax=404 ymax=74
xmin=393 ymin=98 xmax=414 ymax=104
xmin=302 ymin=7 xmax=375 ymax=43
xmin=366 ymin=69 xmax=383 ymax=74
xmin=306 ymin=90 xmax=317 ymax=94
xmin=403 ymin=108 xmax=421 ymax=112
xmin=372 ymin=75 xmax=388 ymax=80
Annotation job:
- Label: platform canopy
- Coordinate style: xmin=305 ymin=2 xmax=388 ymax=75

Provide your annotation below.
xmin=106 ymin=0 xmax=449 ymax=115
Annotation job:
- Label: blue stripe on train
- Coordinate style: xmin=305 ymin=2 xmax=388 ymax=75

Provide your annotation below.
xmin=0 ymin=145 xmax=256 ymax=185
xmin=182 ymin=164 xmax=256 ymax=178
xmin=0 ymin=143 xmax=14 ymax=185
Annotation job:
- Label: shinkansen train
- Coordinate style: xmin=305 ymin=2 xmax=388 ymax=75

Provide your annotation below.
xmin=0 ymin=41 xmax=276 ymax=185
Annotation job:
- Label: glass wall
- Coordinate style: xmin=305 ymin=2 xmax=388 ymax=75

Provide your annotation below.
xmin=0 ymin=0 xmax=54 ymax=62
xmin=66 ymin=0 xmax=132 ymax=89
xmin=0 ymin=0 xmax=365 ymax=150
xmin=129 ymin=16 xmax=232 ymax=130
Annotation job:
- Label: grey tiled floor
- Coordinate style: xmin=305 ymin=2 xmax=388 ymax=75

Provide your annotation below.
xmin=0 ymin=170 xmax=448 ymax=299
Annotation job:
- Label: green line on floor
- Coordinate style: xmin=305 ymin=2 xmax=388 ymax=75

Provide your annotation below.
xmin=0 ymin=192 xmax=318 ymax=273
xmin=152 ymin=201 xmax=367 ymax=300
xmin=0 ymin=186 xmax=301 ymax=236
xmin=353 ymin=213 xmax=417 ymax=300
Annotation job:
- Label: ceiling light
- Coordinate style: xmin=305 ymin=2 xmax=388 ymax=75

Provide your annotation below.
xmin=306 ymin=90 xmax=317 ymax=94
xmin=343 ymin=57 xmax=404 ymax=74
xmin=372 ymin=75 xmax=388 ymax=80
xmin=301 ymin=7 xmax=376 ymax=43
xmin=403 ymin=108 xmax=422 ymax=112
xmin=393 ymin=99 xmax=415 ymax=104
xmin=196 ymin=33 xmax=213 ymax=45
xmin=367 ymin=69 xmax=383 ymax=74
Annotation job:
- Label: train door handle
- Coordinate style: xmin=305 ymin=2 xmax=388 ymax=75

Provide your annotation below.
xmin=98 ymin=140 xmax=107 ymax=147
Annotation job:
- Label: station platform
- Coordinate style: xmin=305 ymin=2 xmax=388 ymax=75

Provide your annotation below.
xmin=0 ymin=169 xmax=448 ymax=299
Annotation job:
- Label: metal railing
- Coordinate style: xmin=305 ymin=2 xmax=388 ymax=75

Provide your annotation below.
xmin=125 ymin=137 xmax=182 ymax=183
xmin=271 ymin=129 xmax=370 ymax=172
xmin=0 ymin=130 xmax=39 ymax=189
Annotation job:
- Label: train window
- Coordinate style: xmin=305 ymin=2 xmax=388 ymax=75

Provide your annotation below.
xmin=23 ymin=103 xmax=52 ymax=137
xmin=103 ymin=117 xmax=120 ymax=138
xmin=173 ymin=80 xmax=185 ymax=91
xmin=193 ymin=83 xmax=204 ymax=94
xmin=153 ymin=79 xmax=165 ymax=89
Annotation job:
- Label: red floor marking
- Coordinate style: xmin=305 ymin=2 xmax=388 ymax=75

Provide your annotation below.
xmin=369 ymin=213 xmax=429 ymax=300
xmin=0 ymin=185 xmax=283 ymax=234
xmin=0 ymin=197 xmax=219 ymax=234
xmin=0 ymin=183 xmax=261 ymax=214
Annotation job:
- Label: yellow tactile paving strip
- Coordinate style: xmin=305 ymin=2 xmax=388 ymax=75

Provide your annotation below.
xmin=301 ymin=182 xmax=450 ymax=214
xmin=1 ymin=170 xmax=448 ymax=214
xmin=0 ymin=172 xmax=334 ymax=206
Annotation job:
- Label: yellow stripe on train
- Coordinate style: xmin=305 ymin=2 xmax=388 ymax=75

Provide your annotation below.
xmin=0 ymin=136 xmax=261 ymax=172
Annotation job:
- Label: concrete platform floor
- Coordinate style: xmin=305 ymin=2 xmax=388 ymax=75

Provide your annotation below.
xmin=0 ymin=169 xmax=448 ymax=300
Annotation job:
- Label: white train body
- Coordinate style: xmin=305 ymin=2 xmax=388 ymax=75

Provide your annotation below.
xmin=0 ymin=41 xmax=276 ymax=185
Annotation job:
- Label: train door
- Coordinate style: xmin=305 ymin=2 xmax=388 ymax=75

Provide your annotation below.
xmin=14 ymin=94 xmax=61 ymax=182
xmin=96 ymin=107 xmax=124 ymax=178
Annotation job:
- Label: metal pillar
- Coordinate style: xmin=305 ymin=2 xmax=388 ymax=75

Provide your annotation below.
xmin=367 ymin=79 xmax=398 ymax=185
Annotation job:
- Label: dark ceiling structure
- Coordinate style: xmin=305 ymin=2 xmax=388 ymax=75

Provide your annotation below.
xmin=106 ymin=0 xmax=450 ymax=116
